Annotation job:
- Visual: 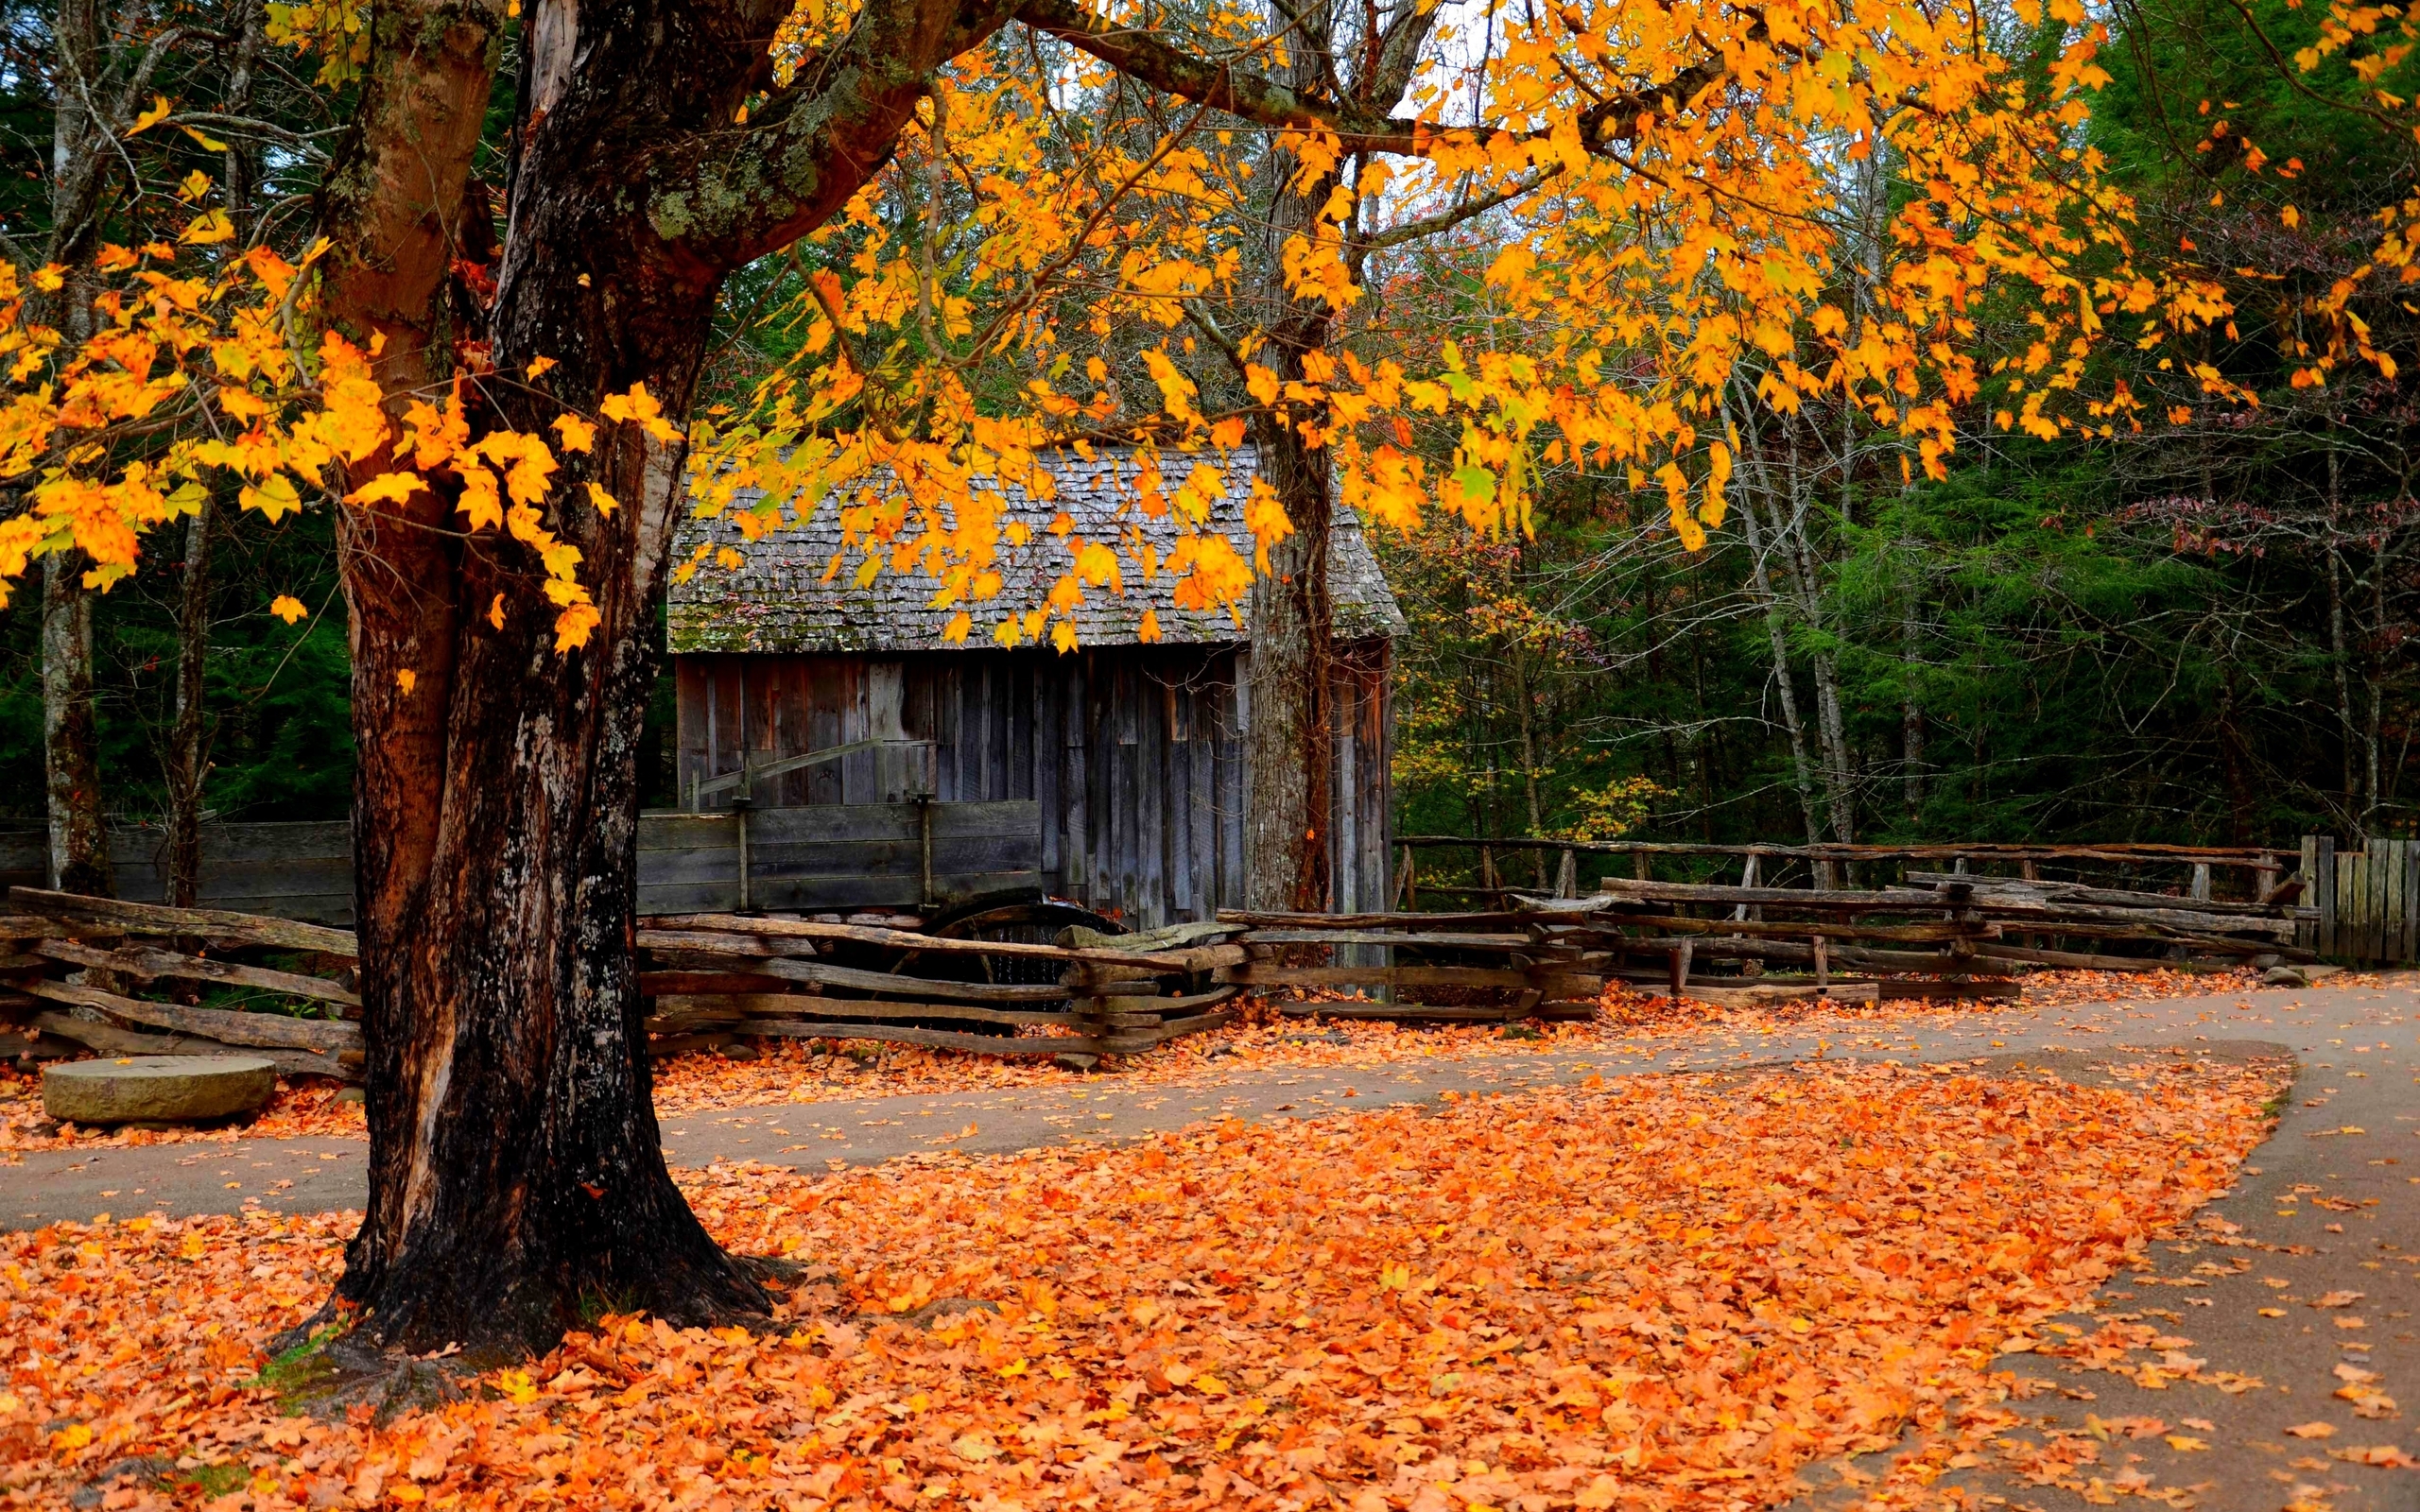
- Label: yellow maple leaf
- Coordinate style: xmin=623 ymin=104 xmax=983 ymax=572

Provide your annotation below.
xmin=239 ymin=474 xmax=303 ymax=523
xmin=585 ymin=481 xmax=617 ymax=514
xmin=268 ymin=594 xmax=308 ymax=625
xmin=553 ymin=601 xmax=601 ymax=651
xmin=599 ymin=382 xmax=683 ymax=442
xmin=344 ymin=471 xmax=427 ymax=507
xmin=126 ymin=94 xmax=171 ymax=135
xmin=552 ymin=412 xmax=596 ymax=453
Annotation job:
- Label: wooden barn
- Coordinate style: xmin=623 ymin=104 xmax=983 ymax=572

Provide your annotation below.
xmin=664 ymin=447 xmax=1404 ymax=928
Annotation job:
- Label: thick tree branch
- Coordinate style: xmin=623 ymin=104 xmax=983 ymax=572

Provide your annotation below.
xmin=1013 ymin=0 xmax=1744 ymax=159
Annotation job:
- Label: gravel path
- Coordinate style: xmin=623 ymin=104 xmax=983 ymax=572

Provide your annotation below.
xmin=2 ymin=975 xmax=2404 ymax=1229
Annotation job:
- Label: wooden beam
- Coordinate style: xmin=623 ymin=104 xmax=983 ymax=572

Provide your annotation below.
xmin=1223 ymin=964 xmax=1530 ymax=988
xmin=1584 ymin=912 xmax=1996 ymax=943
xmin=641 ymin=916 xmax=1215 ymax=971
xmin=742 ymin=1021 xmax=1116 ymax=1057
xmin=35 ymin=938 xmax=359 ymax=1009
xmin=649 ymin=993 xmax=1092 ymax=1028
xmin=1239 ymin=929 xmax=1535 ymax=948
xmin=21 ymin=979 xmax=360 ymax=1053
xmin=749 ymin=955 xmax=1072 ymax=1003
xmin=7 ymin=887 xmax=357 ymax=956
xmin=27 ymin=1010 xmax=352 ymax=1080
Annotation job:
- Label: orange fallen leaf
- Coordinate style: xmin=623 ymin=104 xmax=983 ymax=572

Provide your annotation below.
xmin=2330 ymin=1445 xmax=2420 ymax=1468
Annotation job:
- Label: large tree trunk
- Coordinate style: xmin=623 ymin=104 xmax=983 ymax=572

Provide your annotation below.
xmin=1237 ymin=0 xmax=1440 ymax=912
xmin=316 ymin=0 xmax=1007 ymax=1358
xmin=37 ymin=0 xmax=116 ymax=899
xmin=1245 ymin=423 xmax=1337 ymax=912
xmin=1242 ymin=1 xmax=1342 ymax=914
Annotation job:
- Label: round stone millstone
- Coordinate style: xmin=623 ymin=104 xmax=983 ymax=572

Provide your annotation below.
xmin=43 ymin=1056 xmax=276 ymax=1125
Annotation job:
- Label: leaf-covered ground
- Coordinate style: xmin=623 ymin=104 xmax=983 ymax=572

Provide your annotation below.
xmin=0 ymin=969 xmax=2287 ymax=1155
xmin=2 ymin=1057 xmax=2282 ymax=1510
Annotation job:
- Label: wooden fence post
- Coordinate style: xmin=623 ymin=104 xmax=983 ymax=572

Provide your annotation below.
xmin=732 ymin=796 xmax=752 ymax=913
xmin=1555 ymin=848 xmax=1577 ymax=899
xmin=2313 ymin=835 xmax=2337 ymax=957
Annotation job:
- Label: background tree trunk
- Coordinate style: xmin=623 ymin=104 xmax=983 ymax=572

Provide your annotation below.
xmin=42 ymin=555 xmax=111 ymax=896
xmin=164 ymin=498 xmax=215 ymax=908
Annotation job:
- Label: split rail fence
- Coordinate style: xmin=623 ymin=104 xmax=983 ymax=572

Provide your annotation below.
xmin=0 ymin=888 xmax=1261 ymax=1077
xmin=0 ymin=832 xmax=2348 ymax=1079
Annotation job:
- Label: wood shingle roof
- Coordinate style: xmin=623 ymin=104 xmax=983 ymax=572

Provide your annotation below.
xmin=667 ymin=445 xmax=1404 ymax=654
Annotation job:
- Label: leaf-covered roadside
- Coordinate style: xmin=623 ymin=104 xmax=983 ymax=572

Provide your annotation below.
xmin=2 ymin=1058 xmax=2282 ymax=1510
xmin=0 ymin=967 xmax=2290 ymax=1156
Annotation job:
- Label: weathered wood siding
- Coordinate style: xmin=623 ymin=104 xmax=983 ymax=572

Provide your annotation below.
xmin=675 ymin=643 xmax=1393 ymax=928
xmin=2303 ymin=835 xmax=2420 ymax=964
xmin=0 ymin=805 xmax=1043 ymax=924
xmin=0 ymin=821 xmax=355 ymax=923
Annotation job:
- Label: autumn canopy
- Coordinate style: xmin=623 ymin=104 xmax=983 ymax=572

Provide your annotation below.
xmin=0 ymin=0 xmax=2409 ymax=1352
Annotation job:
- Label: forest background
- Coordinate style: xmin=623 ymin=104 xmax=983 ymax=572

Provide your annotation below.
xmin=1 ymin=0 xmax=2411 ymax=863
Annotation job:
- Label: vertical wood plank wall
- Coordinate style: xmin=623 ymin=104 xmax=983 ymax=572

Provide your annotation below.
xmin=674 ymin=644 xmax=1393 ymax=928
xmin=2299 ymin=834 xmax=2419 ymax=964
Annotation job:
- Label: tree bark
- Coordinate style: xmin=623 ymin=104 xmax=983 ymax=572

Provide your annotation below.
xmin=1241 ymin=0 xmax=1342 ymax=914
xmin=164 ymin=497 xmax=216 ymax=908
xmin=1726 ymin=393 xmax=1825 ymax=851
xmin=1899 ymin=557 xmax=1924 ymax=824
xmin=36 ymin=0 xmax=119 ymax=900
xmin=1238 ymin=0 xmax=1441 ymax=913
xmin=43 ymin=554 xmax=112 ymax=896
xmin=1512 ymin=649 xmax=1547 ymax=888
xmin=314 ymin=0 xmax=1029 ymax=1358
xmin=1244 ymin=421 xmax=1338 ymax=912
xmin=2324 ymin=437 xmax=2361 ymax=833
xmin=1772 ymin=429 xmax=1856 ymax=847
